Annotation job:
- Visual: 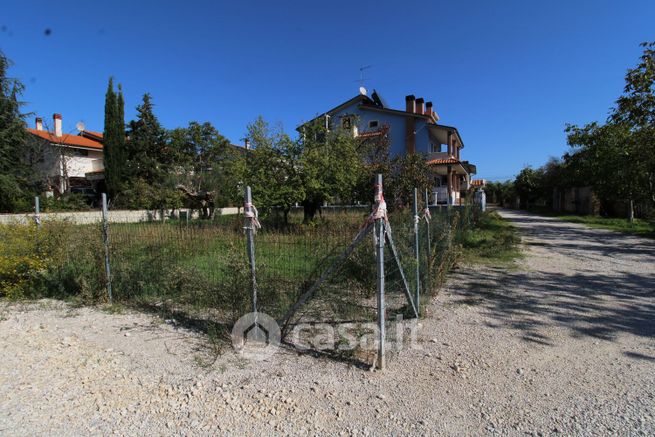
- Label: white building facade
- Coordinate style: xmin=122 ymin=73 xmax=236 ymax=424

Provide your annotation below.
xmin=28 ymin=114 xmax=104 ymax=195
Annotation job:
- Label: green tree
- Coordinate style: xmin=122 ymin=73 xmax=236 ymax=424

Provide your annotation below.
xmin=611 ymin=41 xmax=655 ymax=208
xmin=168 ymin=121 xmax=242 ymax=207
xmin=566 ymin=122 xmax=640 ymax=221
xmin=170 ymin=121 xmax=230 ymax=188
xmin=119 ymin=93 xmax=181 ymax=209
xmin=351 ymin=126 xmax=392 ymax=205
xmin=126 ymin=93 xmax=169 ymax=183
xmin=102 ymin=78 xmax=127 ymax=198
xmin=244 ymin=117 xmax=303 ymax=223
xmin=116 ymin=84 xmax=126 ymax=176
xmin=103 ymin=78 xmax=118 ymax=197
xmin=296 ymin=121 xmax=363 ymax=221
xmin=486 ymin=180 xmax=516 ymax=207
xmin=514 ymin=166 xmax=544 ymax=209
xmin=243 ymin=117 xmax=370 ymax=223
xmin=209 ymin=143 xmax=246 ymax=207
xmin=388 ymin=152 xmax=432 ymax=210
xmin=613 ymin=42 xmax=655 ymax=128
xmin=0 ymin=51 xmax=34 ymax=212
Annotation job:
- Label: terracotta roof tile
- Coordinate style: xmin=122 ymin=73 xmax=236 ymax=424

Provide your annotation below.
xmin=27 ymin=128 xmax=103 ymax=150
xmin=80 ymin=130 xmax=104 ymax=140
xmin=426 ymin=158 xmax=460 ymax=165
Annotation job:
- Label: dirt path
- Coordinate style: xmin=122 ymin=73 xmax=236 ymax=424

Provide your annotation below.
xmin=1 ymin=209 xmax=654 ymax=436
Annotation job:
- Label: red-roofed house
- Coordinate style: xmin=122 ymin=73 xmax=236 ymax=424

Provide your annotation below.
xmin=27 ymin=114 xmax=104 ymax=195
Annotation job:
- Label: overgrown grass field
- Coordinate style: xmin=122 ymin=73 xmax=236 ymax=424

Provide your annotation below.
xmin=1 ymin=207 xmax=505 ymax=336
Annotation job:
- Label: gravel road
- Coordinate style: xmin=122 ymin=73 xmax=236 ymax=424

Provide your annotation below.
xmin=1 ymin=209 xmax=654 ymax=436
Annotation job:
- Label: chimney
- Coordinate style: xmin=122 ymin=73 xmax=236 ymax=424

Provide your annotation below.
xmin=405 ymin=95 xmax=416 ymax=113
xmin=244 ymin=138 xmax=251 ymax=150
xmin=53 ymin=113 xmax=62 ymax=137
xmin=415 ymin=98 xmax=425 ymax=115
xmin=425 ymin=101 xmax=433 ymax=116
xmin=35 ymin=117 xmax=43 ymax=131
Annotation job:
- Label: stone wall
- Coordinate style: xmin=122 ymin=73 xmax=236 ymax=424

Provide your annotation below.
xmin=552 ymin=187 xmax=600 ymax=215
xmin=0 ymin=207 xmax=240 ymax=225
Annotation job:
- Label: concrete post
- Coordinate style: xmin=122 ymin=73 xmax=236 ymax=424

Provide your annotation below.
xmin=34 ymin=196 xmax=41 ymax=227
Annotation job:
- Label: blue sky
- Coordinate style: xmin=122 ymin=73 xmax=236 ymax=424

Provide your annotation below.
xmin=2 ymin=0 xmax=654 ymax=181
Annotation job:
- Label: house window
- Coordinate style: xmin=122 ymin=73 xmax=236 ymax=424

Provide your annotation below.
xmin=430 ymin=143 xmax=442 ymax=153
xmin=341 ymin=116 xmax=352 ymax=130
xmin=368 ymin=120 xmax=379 ymax=129
xmin=315 ymin=131 xmax=326 ymax=142
xmin=72 ymin=149 xmax=89 ymax=157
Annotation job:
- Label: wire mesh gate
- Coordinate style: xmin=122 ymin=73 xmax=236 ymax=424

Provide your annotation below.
xmin=244 ymin=175 xmax=421 ymax=370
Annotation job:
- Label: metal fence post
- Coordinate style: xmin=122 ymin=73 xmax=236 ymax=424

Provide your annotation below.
xmin=374 ymin=174 xmax=386 ymax=370
xmin=34 ymin=196 xmax=41 ymax=227
xmin=101 ymin=193 xmax=113 ymax=304
xmin=244 ymin=186 xmax=258 ymax=316
xmin=446 ymin=189 xmax=453 ymax=248
xmin=412 ymin=188 xmax=420 ymax=316
xmin=424 ymin=188 xmax=431 ymax=295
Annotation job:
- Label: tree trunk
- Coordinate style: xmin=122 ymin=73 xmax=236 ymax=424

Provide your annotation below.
xmin=628 ymin=198 xmax=634 ymax=223
xmin=302 ymin=200 xmax=320 ymax=223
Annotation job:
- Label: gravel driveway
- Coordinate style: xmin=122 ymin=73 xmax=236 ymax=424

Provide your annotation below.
xmin=1 ymin=209 xmax=654 ymax=436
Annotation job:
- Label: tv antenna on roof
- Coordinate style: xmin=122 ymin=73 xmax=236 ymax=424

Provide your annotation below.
xmin=355 ymin=65 xmax=372 ymax=91
xmin=75 ymin=121 xmax=85 ymax=132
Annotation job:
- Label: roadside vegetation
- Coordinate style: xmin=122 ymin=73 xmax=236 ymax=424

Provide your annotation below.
xmin=459 ymin=211 xmax=522 ymax=267
xmin=528 ymin=208 xmax=655 ymax=238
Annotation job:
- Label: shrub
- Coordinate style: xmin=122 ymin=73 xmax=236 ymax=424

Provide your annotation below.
xmin=41 ymin=193 xmax=92 ymax=212
xmin=1 ymin=222 xmax=62 ymax=297
xmin=0 ymin=221 xmax=104 ymax=300
xmin=0 ymin=224 xmax=47 ymax=297
xmin=28 ymin=223 xmax=104 ymax=301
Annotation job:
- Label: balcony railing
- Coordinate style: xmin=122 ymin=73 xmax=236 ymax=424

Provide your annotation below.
xmin=433 ymin=186 xmax=449 ymax=204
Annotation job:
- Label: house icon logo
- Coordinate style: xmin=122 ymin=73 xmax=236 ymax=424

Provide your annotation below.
xmin=231 ymin=312 xmax=281 ymax=361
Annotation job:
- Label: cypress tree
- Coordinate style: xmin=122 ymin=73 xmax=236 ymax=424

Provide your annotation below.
xmin=115 ymin=83 xmax=126 ymax=188
xmin=103 ymin=77 xmax=118 ymax=197
xmin=117 ymin=84 xmax=125 ymax=141
xmin=103 ymin=79 xmax=128 ymax=198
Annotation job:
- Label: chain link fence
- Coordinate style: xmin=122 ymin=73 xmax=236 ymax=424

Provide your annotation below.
xmin=2 ymin=181 xmax=480 ymax=368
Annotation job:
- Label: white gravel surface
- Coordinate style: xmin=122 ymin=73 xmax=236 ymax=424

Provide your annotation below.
xmin=1 ymin=209 xmax=654 ymax=436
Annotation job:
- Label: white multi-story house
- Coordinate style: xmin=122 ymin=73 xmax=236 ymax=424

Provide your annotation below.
xmin=27 ymin=113 xmax=104 ymax=195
